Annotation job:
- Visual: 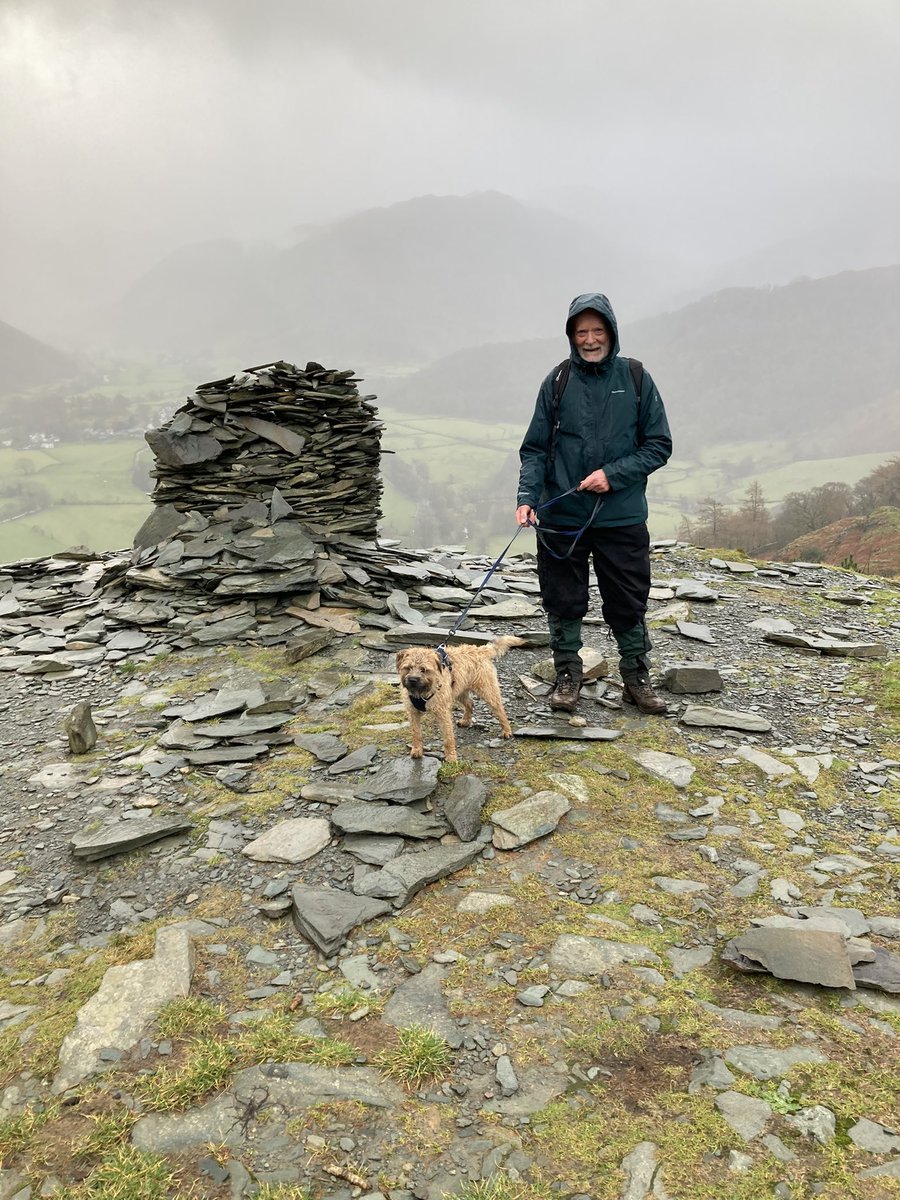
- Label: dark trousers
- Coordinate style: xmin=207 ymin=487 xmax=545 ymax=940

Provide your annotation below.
xmin=536 ymin=522 xmax=651 ymax=632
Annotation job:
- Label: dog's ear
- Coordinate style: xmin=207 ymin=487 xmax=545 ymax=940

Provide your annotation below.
xmin=395 ymin=650 xmax=409 ymax=671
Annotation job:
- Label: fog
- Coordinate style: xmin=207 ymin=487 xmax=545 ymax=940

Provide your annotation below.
xmin=2 ymin=0 xmax=898 ymax=335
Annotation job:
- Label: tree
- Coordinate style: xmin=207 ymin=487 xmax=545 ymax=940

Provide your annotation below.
xmin=854 ymin=456 xmax=900 ymax=512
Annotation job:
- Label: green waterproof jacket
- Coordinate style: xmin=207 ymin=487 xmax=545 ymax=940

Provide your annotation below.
xmin=517 ymin=293 xmax=672 ymax=528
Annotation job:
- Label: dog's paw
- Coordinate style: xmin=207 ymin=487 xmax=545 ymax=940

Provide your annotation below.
xmin=409 ymin=748 xmax=423 ymax=760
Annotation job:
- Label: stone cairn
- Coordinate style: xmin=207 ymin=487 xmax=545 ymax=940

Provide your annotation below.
xmin=130 ymin=358 xmax=405 ymax=604
xmin=145 ymin=359 xmax=383 ymax=535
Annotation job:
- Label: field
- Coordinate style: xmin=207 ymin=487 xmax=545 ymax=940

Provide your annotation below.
xmin=1 ymin=419 xmax=898 ymax=564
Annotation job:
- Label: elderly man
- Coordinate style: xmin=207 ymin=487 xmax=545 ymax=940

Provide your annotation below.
xmin=516 ymin=293 xmax=672 ymax=714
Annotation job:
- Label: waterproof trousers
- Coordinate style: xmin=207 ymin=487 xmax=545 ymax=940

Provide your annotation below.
xmin=536 ymin=522 xmax=653 ymax=680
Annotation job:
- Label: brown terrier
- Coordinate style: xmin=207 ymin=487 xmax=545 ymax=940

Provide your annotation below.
xmin=396 ymin=636 xmax=525 ymax=762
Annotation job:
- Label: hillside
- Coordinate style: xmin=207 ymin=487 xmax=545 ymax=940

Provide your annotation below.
xmin=1 ymin=536 xmax=898 ymax=1197
xmin=779 ymin=506 xmax=900 ymax=576
xmin=378 ymin=266 xmax=900 ymax=460
xmin=0 ymin=318 xmax=79 ymax=395
xmin=78 ymin=193 xmax=668 ymax=366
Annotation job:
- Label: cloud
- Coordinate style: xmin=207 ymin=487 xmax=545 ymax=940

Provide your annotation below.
xmin=0 ymin=0 xmax=897 ymax=330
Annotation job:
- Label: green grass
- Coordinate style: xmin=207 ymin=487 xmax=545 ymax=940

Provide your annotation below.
xmin=376 ymin=1025 xmax=452 ymax=1086
xmin=3 ymin=418 xmax=898 ymax=565
xmin=0 ymin=439 xmax=151 ymax=561
xmin=69 ymin=1143 xmax=189 ymax=1199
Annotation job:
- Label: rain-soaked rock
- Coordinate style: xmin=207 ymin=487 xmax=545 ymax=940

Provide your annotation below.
xmin=241 ymin=818 xmax=331 ymax=864
xmin=354 ymin=755 xmax=441 ymax=803
xmin=63 ymin=700 xmax=97 ymax=754
xmin=293 ymin=732 xmax=348 ymax=762
xmin=491 ymin=791 xmax=571 ymax=850
xmin=131 ymin=1063 xmax=403 ymax=1152
xmin=443 ymin=774 xmax=487 ymax=841
xmin=681 ymin=706 xmax=772 ymax=732
xmin=662 ymin=662 xmax=723 ymax=693
xmin=327 ymin=744 xmax=379 ymax=774
xmin=70 ymin=815 xmax=194 ymax=861
xmin=630 ymin=749 xmax=695 ymax=789
xmin=723 ymin=926 xmax=856 ymax=990
xmin=330 ymin=801 xmax=447 ymax=840
xmin=291 ymin=885 xmax=391 ymax=956
xmin=352 ymin=841 xmax=482 ymax=907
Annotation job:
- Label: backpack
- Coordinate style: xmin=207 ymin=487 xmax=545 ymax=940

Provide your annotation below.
xmin=548 ymin=357 xmax=644 ymax=467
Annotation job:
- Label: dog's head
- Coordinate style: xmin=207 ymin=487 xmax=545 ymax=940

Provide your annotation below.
xmin=395 ymin=646 xmax=444 ymax=699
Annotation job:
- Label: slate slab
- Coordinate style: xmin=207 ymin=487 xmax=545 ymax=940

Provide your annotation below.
xmin=724 ymin=1044 xmax=829 ymax=1081
xmin=491 ymin=791 xmax=571 ymax=850
xmin=330 ymin=801 xmax=447 ymax=839
xmin=131 ymin=1063 xmax=403 ymax=1152
xmin=293 ymin=732 xmax=348 ymax=762
xmin=549 ymin=934 xmax=661 ymax=975
xmin=715 ymin=1090 xmax=773 ymax=1141
xmin=681 ymin=706 xmax=772 ymax=732
xmin=52 ymin=923 xmax=198 ymax=1093
xmin=382 ymin=963 xmax=458 ymax=1043
xmin=70 ymin=816 xmax=194 ymax=861
xmin=513 ymin=724 xmax=622 ymax=742
xmin=327 ymin=744 xmax=379 ymax=774
xmin=291 ymin=885 xmax=391 ymax=956
xmin=723 ymin=926 xmax=856 ymax=990
xmin=341 ymin=834 xmax=404 ymax=866
xmin=848 ymin=1118 xmax=900 ymax=1154
xmin=242 ymin=818 xmax=331 ymax=864
xmin=663 ymin=663 xmax=723 ymax=694
xmin=631 ymin=749 xmax=695 ymax=789
xmin=353 ymin=841 xmax=482 ymax=907
xmin=676 ymin=620 xmax=716 ymax=644
xmin=354 ymin=756 xmax=441 ymax=803
xmin=443 ymin=775 xmax=487 ymax=841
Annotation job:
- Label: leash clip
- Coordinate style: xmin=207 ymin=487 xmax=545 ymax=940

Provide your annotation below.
xmin=436 ymin=644 xmax=452 ymax=673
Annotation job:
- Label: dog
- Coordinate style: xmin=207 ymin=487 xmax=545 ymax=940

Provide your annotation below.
xmin=396 ymin=636 xmax=525 ymax=762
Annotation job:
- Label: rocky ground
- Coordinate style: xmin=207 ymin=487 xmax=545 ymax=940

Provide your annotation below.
xmin=1 ymin=542 xmax=899 ymax=1200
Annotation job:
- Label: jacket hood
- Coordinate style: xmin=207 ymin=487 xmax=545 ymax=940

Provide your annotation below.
xmin=565 ymin=293 xmax=620 ymax=365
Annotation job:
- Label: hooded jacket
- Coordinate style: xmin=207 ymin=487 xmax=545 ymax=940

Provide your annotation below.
xmin=517 ymin=293 xmax=672 ymax=528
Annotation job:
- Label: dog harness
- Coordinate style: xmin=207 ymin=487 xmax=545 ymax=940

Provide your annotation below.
xmin=408 ymin=645 xmax=453 ymax=711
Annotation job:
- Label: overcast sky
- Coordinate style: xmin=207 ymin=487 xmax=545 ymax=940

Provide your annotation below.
xmin=1 ymin=0 xmax=898 ymax=329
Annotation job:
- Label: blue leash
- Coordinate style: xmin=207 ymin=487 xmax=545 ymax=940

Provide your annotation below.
xmin=436 ymin=486 xmax=602 ymax=660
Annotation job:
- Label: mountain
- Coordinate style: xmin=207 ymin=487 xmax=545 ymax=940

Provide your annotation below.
xmin=0 ymin=319 xmax=79 ymax=395
xmin=80 ymin=192 xmax=671 ymax=367
xmin=377 ymin=266 xmax=900 ymax=459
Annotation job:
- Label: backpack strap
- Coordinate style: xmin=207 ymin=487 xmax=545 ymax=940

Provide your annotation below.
xmin=547 ymin=359 xmax=570 ymax=468
xmin=628 ymin=357 xmax=644 ymax=400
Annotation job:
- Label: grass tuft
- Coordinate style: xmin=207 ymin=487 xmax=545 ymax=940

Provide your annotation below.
xmin=69 ymin=1142 xmax=191 ymax=1198
xmin=376 ymin=1024 xmax=452 ymax=1087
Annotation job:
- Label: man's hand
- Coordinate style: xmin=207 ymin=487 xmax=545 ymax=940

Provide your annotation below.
xmin=516 ymin=504 xmax=536 ymax=527
xmin=579 ymin=469 xmax=610 ymax=494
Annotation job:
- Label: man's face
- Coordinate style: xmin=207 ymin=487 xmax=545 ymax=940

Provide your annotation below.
xmin=572 ymin=311 xmax=611 ymax=362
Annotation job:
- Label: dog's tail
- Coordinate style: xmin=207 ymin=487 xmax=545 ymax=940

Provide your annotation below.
xmin=487 ymin=635 xmax=527 ymax=660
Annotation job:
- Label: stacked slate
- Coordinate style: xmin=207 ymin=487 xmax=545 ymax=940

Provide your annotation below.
xmin=145 ymin=360 xmax=383 ymax=538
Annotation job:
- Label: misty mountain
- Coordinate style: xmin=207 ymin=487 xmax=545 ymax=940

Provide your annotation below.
xmin=378 ymin=266 xmax=900 ymax=459
xmin=0 ymin=319 xmax=79 ymax=395
xmin=698 ymin=187 xmax=900 ymax=295
xmin=79 ymin=192 xmax=670 ymax=367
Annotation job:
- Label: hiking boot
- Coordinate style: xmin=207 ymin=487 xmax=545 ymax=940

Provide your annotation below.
xmin=549 ymin=669 xmax=581 ymax=712
xmin=622 ymin=674 xmax=667 ymax=715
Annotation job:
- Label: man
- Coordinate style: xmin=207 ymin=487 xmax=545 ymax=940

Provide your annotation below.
xmin=516 ymin=293 xmax=672 ymax=714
